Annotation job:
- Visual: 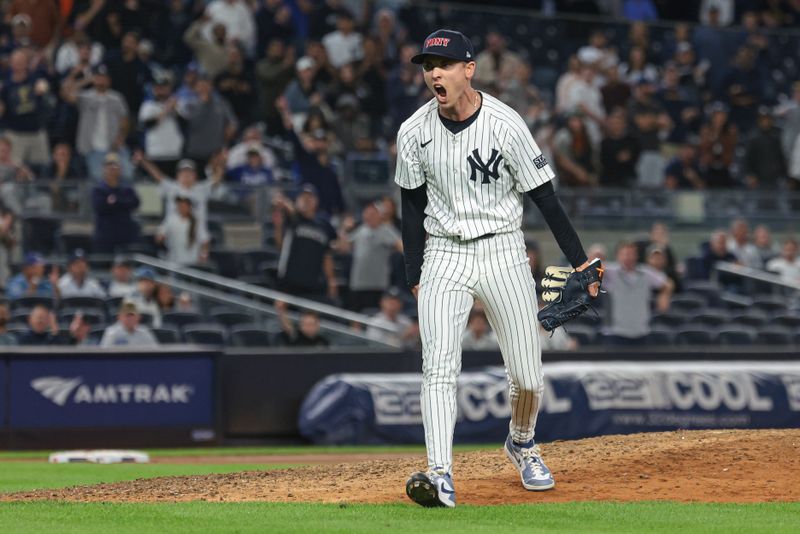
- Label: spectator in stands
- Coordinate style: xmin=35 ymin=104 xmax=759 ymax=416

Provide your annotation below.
xmin=58 ymin=249 xmax=106 ymax=298
xmin=601 ymin=241 xmax=673 ymax=345
xmin=276 ymin=96 xmax=345 ymax=217
xmin=155 ymin=196 xmax=210 ymax=266
xmin=5 ymin=252 xmax=58 ymax=299
xmin=552 ymin=111 xmax=597 ymax=187
xmin=138 ymin=71 xmax=183 ymax=176
xmin=91 ymin=153 xmax=140 ymax=254
xmin=727 ymin=219 xmax=762 ymax=269
xmin=127 ymin=268 xmax=162 ymax=327
xmin=753 ymin=225 xmax=779 ymax=266
xmin=698 ymin=102 xmax=737 ymax=188
xmin=744 ymin=107 xmax=787 ymax=189
xmin=183 ymin=14 xmax=228 ymax=79
xmin=100 ymin=300 xmax=158 ymax=347
xmin=155 ymin=283 xmax=175 ymax=313
xmin=628 ymin=77 xmax=671 ymax=188
xmin=331 ymin=94 xmax=373 ymax=155
xmin=766 ymin=238 xmax=800 ymax=285
xmin=135 ymin=155 xmax=220 ymax=228
xmin=214 ymin=46 xmax=255 ymax=126
xmin=600 ymin=63 xmax=631 ymax=114
xmin=153 ymin=0 xmax=193 ymax=68
xmin=462 ymin=306 xmax=500 ymax=351
xmin=645 ymin=244 xmax=681 ymax=293
xmin=0 ymin=208 xmax=14 ymax=288
xmin=699 ymin=230 xmax=738 ymax=280
xmin=227 ymin=148 xmax=275 ymax=187
xmin=0 ymin=303 xmax=15 ymax=345
xmin=108 ymin=256 xmax=136 ymax=298
xmin=54 ymin=31 xmax=103 ymax=76
xmin=386 ymin=43 xmax=426 ymax=134
xmin=618 ymin=46 xmax=658 ymax=86
xmin=255 ymin=38 xmax=296 ymax=131
xmin=722 ymin=46 xmax=762 ymax=133
xmin=274 ymin=300 xmax=329 ymax=347
xmin=643 ymin=222 xmax=678 ymax=276
xmin=0 ymin=50 xmax=54 ymax=168
xmin=538 ymin=301 xmax=579 ymax=351
xmin=45 ymin=142 xmax=86 ymax=181
xmin=16 ymin=304 xmax=59 ymax=345
xmin=256 ymin=1 xmax=295 ymax=54
xmin=473 ymin=31 xmax=523 ymax=94
xmin=283 ymin=56 xmax=320 ymax=127
xmin=105 ymin=31 xmax=151 ymax=127
xmin=561 ymin=61 xmax=605 ymax=146
xmin=272 ymin=185 xmax=338 ymax=301
xmin=776 ymin=82 xmax=800 ymax=164
xmin=322 ymin=9 xmax=363 ymax=69
xmin=0 ymin=137 xmax=33 ymax=215
xmin=365 ymin=288 xmax=417 ymax=347
xmin=181 ymin=74 xmax=238 ymax=169
xmin=205 ymin=0 xmax=256 ymax=57
xmin=226 ymin=126 xmax=277 ymax=171
xmin=62 ymin=64 xmax=131 ymax=181
xmin=700 ymin=0 xmax=734 ymax=26
xmin=600 ymin=109 xmax=640 ymax=187
xmin=664 ymin=141 xmax=704 ymax=190
xmin=337 ymin=201 xmax=402 ymax=312
xmin=658 ymin=62 xmax=702 ymax=144
xmin=693 ymin=7 xmax=729 ymax=91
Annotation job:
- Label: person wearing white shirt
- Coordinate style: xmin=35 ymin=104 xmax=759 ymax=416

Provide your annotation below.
xmin=100 ymin=301 xmax=158 ymax=348
xmin=365 ymin=288 xmax=416 ymax=347
xmin=766 ymin=239 xmax=800 ymax=285
xmin=138 ymin=73 xmax=184 ymax=172
xmin=127 ymin=267 xmax=162 ymax=328
xmin=727 ymin=219 xmax=763 ymax=269
xmin=57 ymin=249 xmax=106 ymax=299
xmin=204 ymin=0 xmax=255 ymax=56
xmin=322 ymin=10 xmax=364 ymax=68
xmin=156 ymin=196 xmax=211 ymax=266
xmin=135 ymin=156 xmax=217 ymax=227
xmin=226 ymin=126 xmax=277 ymax=171
xmin=108 ymin=256 xmax=137 ymax=298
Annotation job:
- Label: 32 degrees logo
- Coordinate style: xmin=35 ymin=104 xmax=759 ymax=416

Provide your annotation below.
xmin=31 ymin=376 xmax=195 ymax=406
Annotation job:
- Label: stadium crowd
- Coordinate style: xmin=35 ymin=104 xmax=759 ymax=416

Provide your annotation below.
xmin=0 ymin=0 xmax=799 ymax=348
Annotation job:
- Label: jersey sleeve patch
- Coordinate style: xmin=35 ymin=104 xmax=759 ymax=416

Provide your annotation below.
xmin=534 ymin=154 xmax=548 ymax=170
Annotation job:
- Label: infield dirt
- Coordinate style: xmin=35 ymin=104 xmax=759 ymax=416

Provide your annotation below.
xmin=3 ymin=429 xmax=799 ymax=505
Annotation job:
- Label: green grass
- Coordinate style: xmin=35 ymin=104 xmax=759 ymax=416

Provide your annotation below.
xmin=0 ymin=463 xmax=288 ymax=493
xmin=0 ymin=502 xmax=797 ymax=534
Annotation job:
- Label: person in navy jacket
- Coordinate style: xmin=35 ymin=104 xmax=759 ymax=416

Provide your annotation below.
xmin=92 ymin=152 xmax=140 ymax=253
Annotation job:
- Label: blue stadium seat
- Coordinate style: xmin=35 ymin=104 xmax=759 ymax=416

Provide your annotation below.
xmin=770 ymin=313 xmax=800 ymax=329
xmin=151 ymin=326 xmax=181 ymax=344
xmin=182 ymin=323 xmax=226 ymax=346
xmin=210 ymin=308 xmax=256 ymax=327
xmin=59 ymin=308 xmax=105 ymax=326
xmin=669 ymin=295 xmax=706 ymax=313
xmin=755 ymin=328 xmax=793 ymax=346
xmin=230 ymin=326 xmax=271 ymax=347
xmin=729 ymin=312 xmax=768 ymax=328
xmin=675 ymin=329 xmax=716 ymax=346
xmin=651 ymin=312 xmax=686 ymax=329
xmin=209 ymin=250 xmax=244 ymax=278
xmin=751 ymin=297 xmax=787 ymax=314
xmin=60 ymin=297 xmax=107 ymax=315
xmin=690 ymin=310 xmax=729 ymax=328
xmin=11 ymin=296 xmax=54 ymax=311
xmin=163 ymin=311 xmax=203 ymax=328
xmin=22 ymin=216 xmax=61 ymax=256
xmin=717 ymin=329 xmax=756 ymax=346
xmin=60 ymin=233 xmax=93 ymax=255
xmin=646 ymin=329 xmax=674 ymax=346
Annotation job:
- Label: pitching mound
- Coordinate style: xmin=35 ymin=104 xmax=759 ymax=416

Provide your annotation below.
xmin=4 ymin=429 xmax=799 ymax=504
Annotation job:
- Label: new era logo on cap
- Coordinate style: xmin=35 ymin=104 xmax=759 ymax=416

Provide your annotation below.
xmin=411 ymin=29 xmax=475 ymax=64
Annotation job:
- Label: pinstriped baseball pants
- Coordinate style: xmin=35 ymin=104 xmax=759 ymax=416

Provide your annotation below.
xmin=418 ymin=229 xmax=543 ymax=473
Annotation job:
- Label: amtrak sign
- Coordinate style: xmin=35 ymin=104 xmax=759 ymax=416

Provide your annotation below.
xmin=31 ymin=377 xmax=195 ymax=406
xmin=10 ymin=356 xmax=214 ymax=428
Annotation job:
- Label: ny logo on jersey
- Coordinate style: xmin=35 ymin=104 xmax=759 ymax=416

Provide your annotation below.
xmin=467 ymin=148 xmax=504 ymax=184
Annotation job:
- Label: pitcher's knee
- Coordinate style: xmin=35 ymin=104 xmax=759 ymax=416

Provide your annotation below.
xmin=510 ymin=377 xmax=544 ymax=399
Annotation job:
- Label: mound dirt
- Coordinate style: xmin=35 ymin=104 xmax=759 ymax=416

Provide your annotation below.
xmin=4 ymin=429 xmax=799 ymax=505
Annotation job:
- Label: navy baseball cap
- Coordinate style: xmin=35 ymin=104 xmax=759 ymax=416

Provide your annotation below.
xmin=411 ymin=29 xmax=475 ymax=65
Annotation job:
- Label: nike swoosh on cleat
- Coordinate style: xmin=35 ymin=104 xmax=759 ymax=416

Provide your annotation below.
xmin=439 ymin=487 xmax=455 ymax=494
xmin=421 ymin=139 xmax=433 ymax=148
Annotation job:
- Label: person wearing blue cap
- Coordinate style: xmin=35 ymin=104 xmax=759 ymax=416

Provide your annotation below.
xmin=126 ymin=267 xmax=162 ymax=327
xmin=5 ymin=252 xmax=59 ymax=300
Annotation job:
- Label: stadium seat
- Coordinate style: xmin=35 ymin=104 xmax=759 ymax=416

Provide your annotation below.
xmin=60 ymin=297 xmax=107 ymax=315
xmin=11 ymin=296 xmax=54 ymax=310
xmin=151 ymin=326 xmax=181 ymax=344
xmin=11 ymin=309 xmax=32 ymax=324
xmin=210 ymin=309 xmax=256 ymax=327
xmin=669 ymin=295 xmax=706 ymax=313
xmin=650 ymin=312 xmax=686 ymax=329
xmin=243 ymin=248 xmax=279 ymax=275
xmin=682 ymin=282 xmax=721 ymax=304
xmin=729 ymin=312 xmax=768 ymax=328
xmin=755 ymin=329 xmax=793 ymax=345
xmin=183 ymin=324 xmax=226 ymax=346
xmin=59 ymin=308 xmax=105 ymax=326
xmin=138 ymin=313 xmax=155 ymax=327
xmin=209 ymin=250 xmax=243 ymax=278
xmin=690 ymin=310 xmax=729 ymax=328
xmin=163 ymin=311 xmax=203 ymax=328
xmin=675 ymin=329 xmax=716 ymax=346
xmin=230 ymin=326 xmax=271 ymax=347
xmin=645 ymin=329 xmax=674 ymax=345
xmin=717 ymin=329 xmax=756 ymax=346
xmin=770 ymin=314 xmax=800 ymax=329
xmin=751 ymin=297 xmax=787 ymax=314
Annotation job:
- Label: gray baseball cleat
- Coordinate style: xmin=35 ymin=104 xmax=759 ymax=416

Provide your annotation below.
xmin=504 ymin=435 xmax=555 ymax=491
xmin=405 ymin=468 xmax=456 ymax=508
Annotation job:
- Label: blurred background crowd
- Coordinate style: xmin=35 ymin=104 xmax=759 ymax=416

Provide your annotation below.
xmin=0 ymin=0 xmax=798 ymax=349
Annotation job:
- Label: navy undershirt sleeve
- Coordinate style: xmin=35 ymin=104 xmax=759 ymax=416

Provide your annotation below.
xmin=401 ymin=184 xmax=428 ymax=287
xmin=526 ymin=181 xmax=588 ymax=268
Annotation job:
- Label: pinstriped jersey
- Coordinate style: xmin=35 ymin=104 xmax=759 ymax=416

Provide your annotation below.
xmin=394 ymin=92 xmax=554 ymax=240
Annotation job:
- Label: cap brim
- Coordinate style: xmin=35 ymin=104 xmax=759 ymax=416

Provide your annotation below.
xmin=411 ymin=52 xmax=470 ymax=64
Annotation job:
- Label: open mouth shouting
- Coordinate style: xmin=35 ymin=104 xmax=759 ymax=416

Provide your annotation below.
xmin=433 ymin=83 xmax=447 ymax=102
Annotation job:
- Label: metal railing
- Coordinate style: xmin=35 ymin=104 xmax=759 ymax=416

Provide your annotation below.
xmin=132 ymin=254 xmax=403 ymax=349
xmin=712 ymin=261 xmax=800 ymax=299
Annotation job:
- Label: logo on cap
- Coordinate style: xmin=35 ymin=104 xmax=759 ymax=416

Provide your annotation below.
xmin=425 ymin=37 xmax=451 ymax=48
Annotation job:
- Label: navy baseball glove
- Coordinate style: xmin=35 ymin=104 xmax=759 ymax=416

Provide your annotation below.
xmin=537 ymin=259 xmax=603 ymax=332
